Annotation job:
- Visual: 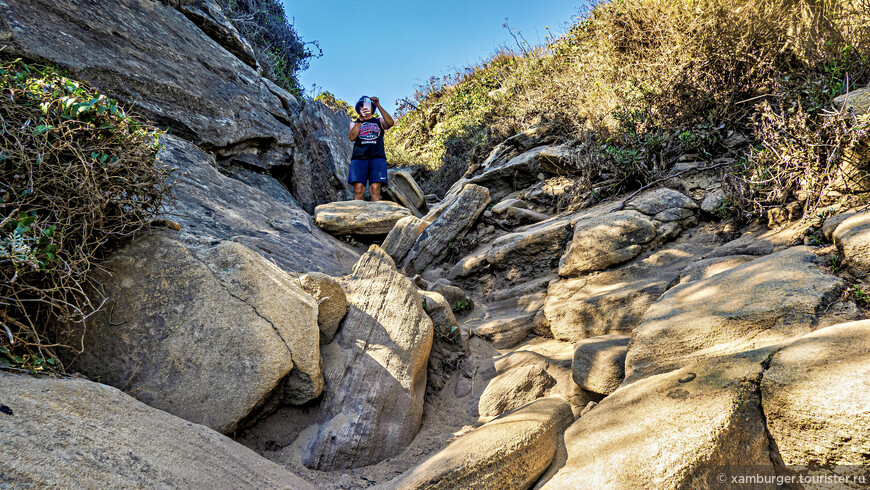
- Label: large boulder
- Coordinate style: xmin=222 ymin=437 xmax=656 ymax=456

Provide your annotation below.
xmin=314 ymin=200 xmax=412 ymax=236
xmin=572 ymin=335 xmax=630 ymax=396
xmin=62 ymin=230 xmax=322 ymax=434
xmin=558 ymin=211 xmax=656 ymax=277
xmin=0 ymin=372 xmax=314 ymax=489
xmin=832 ymin=210 xmax=870 ymax=279
xmin=543 ymin=349 xmax=775 ymax=489
xmin=394 ymin=397 xmax=573 ymax=490
xmin=384 ymin=169 xmax=427 ymax=216
xmin=472 ymin=293 xmax=546 ymax=349
xmin=402 ymin=184 xmax=490 ymax=274
xmin=545 ymin=240 xmax=716 ymax=342
xmin=163 ymin=135 xmax=358 ymax=276
xmin=626 ymin=247 xmax=844 ymax=383
xmin=178 ymin=0 xmax=259 ymax=69
xmin=0 ymin=0 xmax=351 ymax=210
xmin=478 ymin=365 xmax=556 ymax=419
xmin=762 ymin=320 xmax=870 ymax=469
xmin=302 ymin=246 xmax=434 ymax=470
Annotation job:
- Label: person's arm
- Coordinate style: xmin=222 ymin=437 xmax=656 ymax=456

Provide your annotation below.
xmin=348 ymin=120 xmax=361 ymax=141
xmin=372 ymin=97 xmax=394 ymax=130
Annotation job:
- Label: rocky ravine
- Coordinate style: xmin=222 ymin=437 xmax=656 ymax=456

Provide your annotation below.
xmin=2 ymin=1 xmax=870 ymax=489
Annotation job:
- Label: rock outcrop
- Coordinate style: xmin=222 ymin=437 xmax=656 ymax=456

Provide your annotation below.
xmin=302 ymin=246 xmax=434 ymax=470
xmin=572 ymin=335 xmax=630 ymax=396
xmin=0 ymin=0 xmax=351 ymax=211
xmin=558 ymin=210 xmax=656 ymax=277
xmin=314 ymin=201 xmax=413 ymax=236
xmin=382 ymin=216 xmax=431 ymax=264
xmin=625 ymin=246 xmax=844 ymax=383
xmin=394 ymin=397 xmax=573 ymax=490
xmin=477 ymin=365 xmax=556 ymax=419
xmin=0 ymin=373 xmax=314 ymax=489
xmin=402 ymin=184 xmax=490 ymax=275
xmin=62 ymin=230 xmax=322 ymax=434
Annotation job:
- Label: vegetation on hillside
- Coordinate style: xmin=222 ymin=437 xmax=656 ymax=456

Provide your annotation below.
xmin=217 ymin=0 xmax=320 ymax=96
xmin=0 ymin=59 xmax=171 ymax=372
xmin=387 ymin=0 xmax=870 ymax=219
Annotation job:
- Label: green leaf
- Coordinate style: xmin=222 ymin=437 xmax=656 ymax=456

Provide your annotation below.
xmin=33 ymin=124 xmax=54 ymax=136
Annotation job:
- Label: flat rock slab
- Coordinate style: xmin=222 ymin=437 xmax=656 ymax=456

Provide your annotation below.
xmin=62 ymin=230 xmax=322 ymax=434
xmin=403 ymin=184 xmax=490 ymax=274
xmin=314 ymin=200 xmax=412 ymax=236
xmin=478 ymin=365 xmax=556 ymax=419
xmin=0 ymin=373 xmax=313 ymax=489
xmin=678 ymin=255 xmax=756 ymax=283
xmin=302 ymin=246 xmax=433 ymax=470
xmin=393 ymin=397 xmax=573 ymax=490
xmin=762 ymin=320 xmax=870 ymax=468
xmin=626 ymin=246 xmax=844 ymax=383
xmin=543 ymin=349 xmax=774 ymax=489
xmin=545 ymin=241 xmax=715 ymax=342
xmin=832 ymin=210 xmax=870 ymax=279
xmin=572 ymin=335 xmax=630 ymax=395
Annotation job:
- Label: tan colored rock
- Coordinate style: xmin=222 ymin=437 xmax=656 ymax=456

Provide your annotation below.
xmin=491 ymin=198 xmax=530 ymax=215
xmin=62 ymin=231 xmax=321 ymax=434
xmin=678 ymin=254 xmax=756 ymax=283
xmin=430 ymin=280 xmax=468 ymax=309
xmin=832 ymin=210 xmax=870 ymax=279
xmin=762 ymin=320 xmax=870 ymax=468
xmin=624 ymin=187 xmax=699 ymax=217
xmin=546 ymin=242 xmax=714 ymax=342
xmin=473 ymin=293 xmax=545 ymax=349
xmin=572 ymin=335 xmax=630 ymax=395
xmin=382 ymin=215 xmax=430 ymax=263
xmin=402 ymin=184 xmax=490 ymax=274
xmin=386 ymin=169 xmax=427 ymax=214
xmin=302 ymin=246 xmax=433 ymax=470
xmin=544 ymin=349 xmax=775 ymax=489
xmin=420 ymin=290 xmax=461 ymax=343
xmin=314 ymin=200 xmax=412 ymax=236
xmin=558 ymin=210 xmax=656 ymax=277
xmin=822 ymin=210 xmax=857 ymax=241
xmin=0 ymin=373 xmax=314 ymax=489
xmin=298 ymin=272 xmax=347 ymax=342
xmin=394 ymin=397 xmax=574 ymax=490
xmin=833 ymin=85 xmax=870 ymax=115
xmin=626 ymin=247 xmax=843 ymax=383
xmin=478 ymin=365 xmax=556 ymax=419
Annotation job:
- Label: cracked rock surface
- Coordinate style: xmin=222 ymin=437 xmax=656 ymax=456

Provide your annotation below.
xmin=60 ymin=229 xmax=322 ymax=434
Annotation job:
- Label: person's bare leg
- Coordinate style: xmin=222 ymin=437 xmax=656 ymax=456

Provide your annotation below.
xmin=353 ymin=183 xmax=365 ymax=200
xmin=369 ymin=183 xmax=382 ymax=202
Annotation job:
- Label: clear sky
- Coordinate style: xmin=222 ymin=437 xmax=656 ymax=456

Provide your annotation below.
xmin=281 ymin=0 xmax=585 ymax=114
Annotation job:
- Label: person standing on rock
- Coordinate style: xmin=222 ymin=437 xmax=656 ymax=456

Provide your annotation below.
xmin=348 ymin=96 xmax=394 ymax=201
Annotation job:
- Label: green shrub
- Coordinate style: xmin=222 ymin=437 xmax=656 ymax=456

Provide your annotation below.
xmin=216 ymin=0 xmax=320 ymax=96
xmin=0 ymin=59 xmax=172 ymax=372
xmin=314 ymin=91 xmax=357 ymax=119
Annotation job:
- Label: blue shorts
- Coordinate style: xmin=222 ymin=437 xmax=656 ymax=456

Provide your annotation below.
xmin=348 ymin=158 xmax=388 ymax=186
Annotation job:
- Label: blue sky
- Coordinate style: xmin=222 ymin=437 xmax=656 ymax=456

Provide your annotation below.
xmin=281 ymin=0 xmax=585 ymax=114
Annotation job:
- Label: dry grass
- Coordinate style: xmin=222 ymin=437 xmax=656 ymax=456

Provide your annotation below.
xmin=0 ymin=59 xmax=172 ymax=372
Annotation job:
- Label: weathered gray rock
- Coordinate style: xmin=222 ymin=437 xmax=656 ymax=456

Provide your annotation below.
xmin=822 ymin=210 xmax=857 ymax=241
xmin=382 ymin=215 xmax=430 ymax=264
xmin=464 ymin=146 xmax=565 ymax=201
xmin=179 ymin=0 xmax=259 ymax=69
xmin=429 ymin=280 xmax=468 ymax=309
xmin=491 ymin=198 xmax=530 ymax=215
xmin=558 ymin=210 xmax=657 ymax=277
xmin=763 ymin=320 xmax=870 ymax=469
xmin=626 ymin=247 xmax=844 ymax=383
xmin=302 ymin=246 xmax=433 ymax=470
xmin=507 ymin=206 xmax=552 ymax=225
xmin=466 ymin=125 xmax=559 ymax=177
xmin=833 ymin=85 xmax=870 ymax=115
xmin=394 ymin=397 xmax=573 ymax=490
xmin=0 ymin=0 xmax=352 ymax=210
xmin=572 ymin=335 xmax=630 ymax=396
xmin=314 ymin=200 xmax=412 ymax=236
xmin=0 ymin=373 xmax=314 ymax=489
xmin=832 ymin=210 xmax=870 ymax=279
xmin=543 ymin=349 xmax=775 ymax=489
xmin=678 ymin=254 xmax=756 ymax=283
xmin=63 ymin=231 xmax=323 ymax=433
xmin=420 ymin=290 xmax=462 ymax=344
xmin=478 ymin=365 xmax=556 ymax=419
xmin=298 ymin=272 xmax=347 ymax=342
xmin=700 ymin=188 xmax=727 ymax=214
xmin=162 ymin=135 xmax=358 ymax=276
xmin=545 ymin=241 xmax=715 ymax=342
xmin=624 ymin=187 xmax=698 ymax=217
xmin=704 ymin=224 xmax=794 ymax=259
xmin=402 ymin=184 xmax=490 ymax=274
xmin=384 ymin=169 xmax=427 ymax=216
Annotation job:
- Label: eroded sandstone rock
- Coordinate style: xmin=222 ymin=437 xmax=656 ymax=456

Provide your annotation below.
xmin=832 ymin=210 xmax=870 ymax=279
xmin=302 ymin=246 xmax=433 ymax=470
xmin=478 ymin=365 xmax=556 ymax=419
xmin=0 ymin=373 xmax=314 ymax=489
xmin=572 ymin=335 xmax=630 ymax=396
xmin=298 ymin=272 xmax=347 ymax=342
xmin=314 ymin=200 xmax=412 ymax=236
xmin=558 ymin=210 xmax=656 ymax=277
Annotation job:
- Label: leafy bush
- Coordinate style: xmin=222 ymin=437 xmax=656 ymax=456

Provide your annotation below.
xmin=314 ymin=90 xmax=357 ymax=119
xmin=216 ymin=0 xmax=320 ymax=96
xmin=388 ymin=0 xmax=870 ymax=206
xmin=0 ymin=59 xmax=172 ymax=372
